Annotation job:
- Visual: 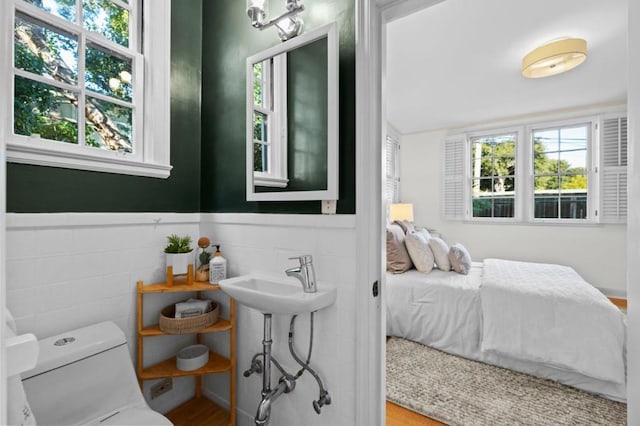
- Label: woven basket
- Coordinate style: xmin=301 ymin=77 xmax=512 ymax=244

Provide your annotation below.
xmin=159 ymin=301 xmax=219 ymax=334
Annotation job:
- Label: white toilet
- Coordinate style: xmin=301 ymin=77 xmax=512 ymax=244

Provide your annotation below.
xmin=21 ymin=321 xmax=172 ymax=426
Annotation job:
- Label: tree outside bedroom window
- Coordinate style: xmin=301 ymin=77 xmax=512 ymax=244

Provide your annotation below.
xmin=470 ymin=133 xmax=516 ymax=218
xmin=532 ymin=124 xmax=589 ymax=220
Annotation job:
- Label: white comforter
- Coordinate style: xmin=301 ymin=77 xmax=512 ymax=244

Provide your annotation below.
xmin=386 ymin=259 xmax=627 ymax=401
xmin=480 ymin=258 xmax=626 ymax=385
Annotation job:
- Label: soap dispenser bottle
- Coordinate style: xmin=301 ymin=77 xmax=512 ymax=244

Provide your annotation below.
xmin=209 ymin=245 xmax=227 ymax=284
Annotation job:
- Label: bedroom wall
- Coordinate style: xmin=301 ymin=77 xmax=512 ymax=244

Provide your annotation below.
xmin=400 ymin=128 xmax=627 ymax=295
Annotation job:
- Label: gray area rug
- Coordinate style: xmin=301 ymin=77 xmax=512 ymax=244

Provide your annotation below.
xmin=386 ymin=337 xmax=627 ymax=426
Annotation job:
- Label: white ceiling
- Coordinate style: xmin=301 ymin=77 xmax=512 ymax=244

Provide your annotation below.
xmin=385 ymin=0 xmax=628 ymax=135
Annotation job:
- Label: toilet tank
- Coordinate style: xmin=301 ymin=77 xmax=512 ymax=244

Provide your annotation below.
xmin=22 ymin=322 xmax=147 ymax=426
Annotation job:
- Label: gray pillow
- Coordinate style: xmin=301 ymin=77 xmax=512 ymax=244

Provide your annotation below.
xmin=449 ymin=243 xmax=472 ymax=275
xmin=386 ymin=224 xmax=414 ymax=273
xmin=429 ymin=237 xmax=451 ymax=271
xmin=405 ymin=231 xmax=435 ymax=273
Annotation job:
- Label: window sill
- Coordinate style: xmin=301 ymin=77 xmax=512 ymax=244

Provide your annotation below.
xmin=7 ymin=142 xmax=172 ymax=178
xmin=254 ymin=174 xmax=289 ymax=188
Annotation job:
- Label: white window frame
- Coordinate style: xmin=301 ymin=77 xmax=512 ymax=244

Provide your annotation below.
xmin=444 ymin=112 xmax=626 ymax=225
xmin=251 ymin=54 xmax=289 ymax=188
xmin=1 ymin=0 xmax=172 ymax=178
xmin=526 ymin=117 xmax=598 ymax=224
xmin=465 ymin=127 xmax=521 ymax=222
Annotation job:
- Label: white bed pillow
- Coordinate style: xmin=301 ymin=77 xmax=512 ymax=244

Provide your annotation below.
xmin=429 ymin=237 xmax=451 ymax=271
xmin=404 ymin=231 xmax=435 ymax=273
xmin=415 ymin=227 xmax=431 ymax=241
xmin=448 ymin=243 xmax=472 ymax=275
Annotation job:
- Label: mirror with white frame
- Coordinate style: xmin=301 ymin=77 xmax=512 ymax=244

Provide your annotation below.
xmin=246 ymin=22 xmax=338 ymax=201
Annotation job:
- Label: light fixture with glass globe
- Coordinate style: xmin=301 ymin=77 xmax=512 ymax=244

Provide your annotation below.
xmin=247 ymin=0 xmax=304 ymax=42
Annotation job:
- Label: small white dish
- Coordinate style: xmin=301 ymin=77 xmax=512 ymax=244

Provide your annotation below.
xmin=176 ymin=344 xmax=209 ymax=371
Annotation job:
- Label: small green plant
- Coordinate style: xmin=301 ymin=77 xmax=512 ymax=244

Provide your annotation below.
xmin=164 ymin=234 xmax=193 ymax=254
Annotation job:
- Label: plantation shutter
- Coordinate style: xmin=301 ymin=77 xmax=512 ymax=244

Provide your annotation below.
xmin=443 ymin=135 xmax=466 ymax=219
xmin=385 ymin=133 xmax=401 ymax=204
xmin=600 ymin=116 xmax=628 ymax=223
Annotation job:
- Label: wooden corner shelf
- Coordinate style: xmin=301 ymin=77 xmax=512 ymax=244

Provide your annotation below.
xmin=136 ymin=266 xmax=236 ymax=426
xmin=139 ymin=351 xmax=231 ymax=380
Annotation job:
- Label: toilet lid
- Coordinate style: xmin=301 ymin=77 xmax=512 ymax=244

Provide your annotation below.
xmin=98 ymin=408 xmax=172 ymax=425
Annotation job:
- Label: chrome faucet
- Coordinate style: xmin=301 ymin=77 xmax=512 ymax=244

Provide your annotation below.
xmin=285 ymin=255 xmax=317 ymax=293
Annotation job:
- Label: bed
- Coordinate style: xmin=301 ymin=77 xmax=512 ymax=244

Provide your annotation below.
xmin=386 ymin=258 xmax=627 ymax=402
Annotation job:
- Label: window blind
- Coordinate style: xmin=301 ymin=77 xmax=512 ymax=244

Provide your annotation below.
xmin=600 ymin=116 xmax=628 ymax=223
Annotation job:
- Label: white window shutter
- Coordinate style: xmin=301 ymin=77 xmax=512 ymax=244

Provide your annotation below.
xmin=443 ymin=135 xmax=465 ymax=219
xmin=600 ymin=116 xmax=628 ymax=223
xmin=385 ymin=134 xmax=400 ymax=204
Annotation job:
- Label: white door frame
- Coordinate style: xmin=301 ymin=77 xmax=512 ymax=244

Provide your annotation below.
xmin=355 ymin=0 xmax=639 ymax=425
xmin=354 ymin=1 xmax=444 ymax=424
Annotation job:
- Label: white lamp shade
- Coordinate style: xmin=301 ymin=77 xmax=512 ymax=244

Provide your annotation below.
xmin=389 ymin=203 xmax=414 ymax=222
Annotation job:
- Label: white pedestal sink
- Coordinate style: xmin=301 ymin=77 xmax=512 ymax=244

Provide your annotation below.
xmin=219 ymin=274 xmax=337 ymax=314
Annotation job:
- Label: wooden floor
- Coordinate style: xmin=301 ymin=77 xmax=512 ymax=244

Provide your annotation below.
xmin=165 ymin=397 xmax=443 ymax=426
xmin=387 ymin=401 xmax=446 ymax=426
xmin=165 ymin=397 xmax=230 ymax=426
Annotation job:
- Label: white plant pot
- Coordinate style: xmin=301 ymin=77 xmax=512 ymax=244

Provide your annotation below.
xmin=166 ymin=252 xmax=192 ymax=275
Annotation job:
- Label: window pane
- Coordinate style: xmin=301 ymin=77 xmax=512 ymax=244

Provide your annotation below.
xmin=471 ymin=178 xmax=493 ymax=196
xmin=534 ymin=151 xmax=559 ymax=174
xmin=15 ymin=13 xmax=78 ymax=84
xmin=561 ymin=174 xmax=587 ymax=191
xmin=254 ymin=143 xmax=268 ymax=172
xmin=472 ymin=198 xmax=493 ymax=218
xmin=494 ymin=198 xmax=514 ymax=218
xmin=85 ymin=44 xmax=133 ymax=102
xmin=533 ymin=129 xmax=559 ymax=152
xmin=253 ymin=112 xmax=267 ymax=142
xmin=534 ymin=196 xmax=559 ymax=219
xmin=85 ymin=96 xmax=132 ymax=152
xmin=500 ymin=177 xmax=515 ymax=192
xmin=534 ymin=176 xmax=559 ymax=192
xmin=23 ymin=0 xmax=77 ymax=22
xmin=560 ymin=195 xmax=587 ymax=219
xmin=14 ymin=76 xmax=78 ymax=144
xmin=83 ymin=0 xmax=129 ymax=47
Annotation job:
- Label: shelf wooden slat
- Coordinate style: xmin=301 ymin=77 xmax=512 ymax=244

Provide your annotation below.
xmin=140 ymin=351 xmax=231 ymax=380
xmin=139 ymin=281 xmax=221 ymax=293
xmin=140 ymin=319 xmax=232 ymax=336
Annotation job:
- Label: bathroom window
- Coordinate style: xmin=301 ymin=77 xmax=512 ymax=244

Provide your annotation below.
xmin=251 ymin=54 xmax=289 ymax=187
xmin=3 ymin=0 xmax=172 ymax=178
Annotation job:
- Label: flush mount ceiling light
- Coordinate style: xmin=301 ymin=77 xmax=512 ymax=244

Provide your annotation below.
xmin=522 ymin=38 xmax=587 ymax=78
xmin=247 ymin=0 xmax=304 ymax=42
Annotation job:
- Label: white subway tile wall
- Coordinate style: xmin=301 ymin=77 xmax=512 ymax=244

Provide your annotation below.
xmin=6 ymin=213 xmax=359 ymax=426
xmin=199 ymin=215 xmax=358 ymax=426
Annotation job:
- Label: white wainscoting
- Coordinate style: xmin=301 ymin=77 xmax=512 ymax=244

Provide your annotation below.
xmin=5 ymin=212 xmax=359 ymax=424
xmin=5 ymin=212 xmax=201 ymax=414
xmin=200 ymin=213 xmax=358 ymax=426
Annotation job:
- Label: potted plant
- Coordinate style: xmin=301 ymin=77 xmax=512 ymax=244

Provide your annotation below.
xmin=164 ymin=234 xmax=193 ymax=275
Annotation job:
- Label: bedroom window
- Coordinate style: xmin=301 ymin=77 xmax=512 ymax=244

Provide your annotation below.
xmin=444 ymin=112 xmax=627 ymax=224
xmin=531 ymin=123 xmax=590 ymax=220
xmin=3 ymin=0 xmax=172 ymax=178
xmin=470 ymin=133 xmax=516 ymax=218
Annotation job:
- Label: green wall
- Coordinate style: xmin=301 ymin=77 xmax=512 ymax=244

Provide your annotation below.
xmin=201 ymin=0 xmax=356 ymax=213
xmin=7 ymin=0 xmax=356 ymax=214
xmin=6 ymin=0 xmax=203 ymax=213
